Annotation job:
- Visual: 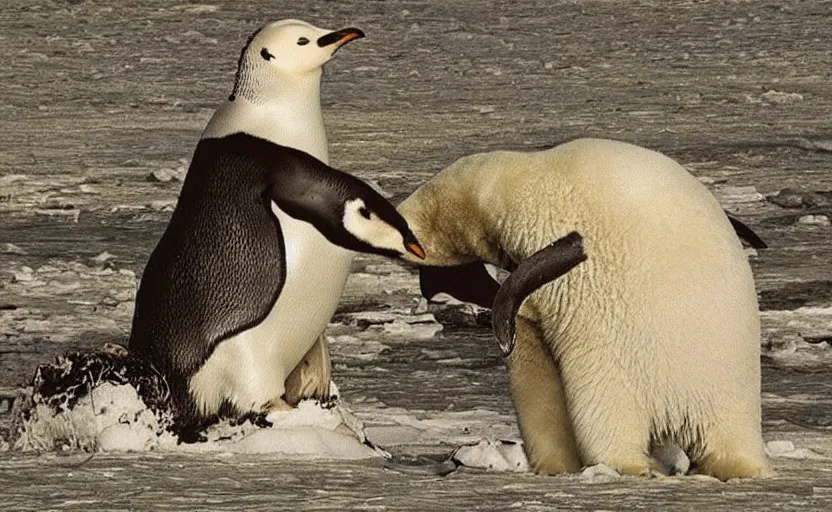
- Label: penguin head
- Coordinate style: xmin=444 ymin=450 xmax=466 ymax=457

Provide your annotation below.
xmin=340 ymin=197 xmax=426 ymax=260
xmin=267 ymin=148 xmax=425 ymax=261
xmin=233 ymin=20 xmax=364 ymax=94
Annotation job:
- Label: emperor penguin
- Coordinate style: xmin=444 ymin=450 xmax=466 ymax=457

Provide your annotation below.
xmin=128 ymin=133 xmax=425 ymax=427
xmin=397 ymin=138 xmax=773 ymax=480
xmin=201 ymin=19 xmax=366 ymax=405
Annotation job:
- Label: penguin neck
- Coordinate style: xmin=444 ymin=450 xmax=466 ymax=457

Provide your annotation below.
xmin=202 ymin=69 xmax=329 ymax=164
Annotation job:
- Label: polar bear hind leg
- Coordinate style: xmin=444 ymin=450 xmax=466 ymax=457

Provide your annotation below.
xmin=558 ymin=354 xmax=663 ymax=476
xmin=692 ymin=423 xmax=774 ymax=480
xmin=506 ymin=315 xmax=581 ymax=474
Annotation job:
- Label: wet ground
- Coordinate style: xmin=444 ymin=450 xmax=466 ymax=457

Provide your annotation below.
xmin=1 ymin=0 xmax=831 ymax=510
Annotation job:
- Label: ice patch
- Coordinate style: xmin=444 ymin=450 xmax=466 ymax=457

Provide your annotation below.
xmin=328 ymin=334 xmax=390 ymax=361
xmin=448 ymin=440 xmax=691 ymax=476
xmin=766 ymin=440 xmax=829 ymax=460
xmin=580 ymin=463 xmax=621 ymax=479
xmin=376 ymin=319 xmax=442 ymax=339
xmin=452 ymin=439 xmax=529 ymax=472
xmin=362 ymin=408 xmax=520 ymax=448
xmin=340 ymin=310 xmax=443 ymax=340
xmin=11 ymin=348 xmax=387 ymax=459
xmin=183 ymin=401 xmax=387 ymax=459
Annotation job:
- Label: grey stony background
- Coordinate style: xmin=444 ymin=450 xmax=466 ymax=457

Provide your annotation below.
xmin=1 ymin=1 xmax=831 ymax=510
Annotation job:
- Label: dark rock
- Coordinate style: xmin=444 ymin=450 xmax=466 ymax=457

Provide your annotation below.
xmin=430 ymin=303 xmax=492 ymax=328
xmin=803 ymin=334 xmax=832 ymax=345
xmin=768 ymin=188 xmax=832 ymax=209
xmin=758 ymin=280 xmax=832 ymax=311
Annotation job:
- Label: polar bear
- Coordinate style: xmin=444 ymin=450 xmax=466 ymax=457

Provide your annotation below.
xmin=397 ymin=138 xmax=772 ymax=480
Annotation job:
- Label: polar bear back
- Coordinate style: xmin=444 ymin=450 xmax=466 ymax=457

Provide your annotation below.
xmin=426 ymin=138 xmax=761 ymax=405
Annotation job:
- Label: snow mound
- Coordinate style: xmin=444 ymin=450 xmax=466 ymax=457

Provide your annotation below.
xmin=13 ymin=349 xmax=388 ymax=460
xmin=16 ymin=382 xmax=387 ymax=459
xmin=452 ymin=439 xmax=529 ymax=472
xmin=16 ymin=382 xmax=173 ymax=452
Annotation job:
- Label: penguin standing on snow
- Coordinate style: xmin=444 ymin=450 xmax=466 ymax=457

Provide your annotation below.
xmin=201 ymin=19 xmax=365 ymax=407
xmin=128 ymin=133 xmax=425 ymax=425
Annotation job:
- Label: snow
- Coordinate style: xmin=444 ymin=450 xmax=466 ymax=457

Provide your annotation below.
xmin=766 ymin=440 xmax=829 ymax=461
xmin=16 ymin=383 xmax=167 ymax=453
xmin=580 ymin=464 xmax=622 ymax=479
xmin=337 ymin=309 xmax=444 ymax=340
xmin=452 ymin=439 xmax=529 ymax=472
xmin=15 ymin=382 xmax=386 ymax=460
xmin=797 ymin=215 xmax=831 ymax=227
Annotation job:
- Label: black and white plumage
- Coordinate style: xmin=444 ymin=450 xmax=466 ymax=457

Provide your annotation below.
xmin=197 ymin=19 xmax=368 ymax=415
xmin=128 ymin=133 xmax=423 ymax=424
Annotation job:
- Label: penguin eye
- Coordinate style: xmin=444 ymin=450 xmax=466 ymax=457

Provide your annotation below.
xmin=297 ymin=37 xmax=310 ymax=46
xmin=358 ymin=207 xmax=371 ymax=220
xmin=260 ymin=48 xmax=274 ymax=61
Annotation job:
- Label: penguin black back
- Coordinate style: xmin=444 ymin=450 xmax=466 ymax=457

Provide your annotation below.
xmin=130 ymin=134 xmax=288 ymax=416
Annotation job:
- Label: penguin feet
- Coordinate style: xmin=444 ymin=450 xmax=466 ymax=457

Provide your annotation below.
xmin=263 ymin=396 xmax=295 ymax=414
xmin=318 ymin=392 xmax=340 ymax=410
xmin=230 ymin=410 xmax=274 ymax=429
xmin=101 ymin=342 xmax=128 ymax=357
xmin=283 ymin=335 xmax=332 ymax=406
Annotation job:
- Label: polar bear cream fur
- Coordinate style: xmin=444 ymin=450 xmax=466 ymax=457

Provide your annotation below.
xmin=397 ymin=138 xmax=772 ymax=480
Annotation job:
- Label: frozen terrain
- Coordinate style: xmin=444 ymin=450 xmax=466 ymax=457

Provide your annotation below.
xmin=1 ymin=0 xmax=831 ymax=510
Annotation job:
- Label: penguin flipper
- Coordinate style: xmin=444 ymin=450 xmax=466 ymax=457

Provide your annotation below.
xmin=726 ymin=213 xmax=768 ymax=249
xmin=419 ymin=261 xmax=501 ymax=309
xmin=492 ymin=232 xmax=587 ymax=356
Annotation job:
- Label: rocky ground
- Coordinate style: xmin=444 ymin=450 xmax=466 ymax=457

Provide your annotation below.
xmin=1 ymin=0 xmax=831 ymax=510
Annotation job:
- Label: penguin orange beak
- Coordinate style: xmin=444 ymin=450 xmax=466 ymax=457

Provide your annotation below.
xmin=405 ymin=236 xmax=426 ymax=260
xmin=317 ymin=28 xmax=365 ymax=48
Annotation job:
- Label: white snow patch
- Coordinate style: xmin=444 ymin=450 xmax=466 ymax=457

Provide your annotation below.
xmin=713 ymin=185 xmax=765 ymax=204
xmin=16 ymin=383 xmax=171 ymax=452
xmin=760 ymin=306 xmax=832 ymax=358
xmin=797 ymin=215 xmax=831 ymax=226
xmin=452 ymin=439 xmax=529 ymax=472
xmin=581 ymin=463 xmax=621 ymax=479
xmin=447 ymin=439 xmax=690 ymax=475
xmin=766 ymin=440 xmax=829 ymax=460
xmin=375 ymin=319 xmax=443 ymax=339
xmin=342 ymin=310 xmax=444 ymax=340
xmin=207 ymin=401 xmax=384 ymax=460
xmin=760 ymin=90 xmax=804 ymax=104
xmin=2 ymin=243 xmax=27 ymax=255
xmin=361 ymin=408 xmax=520 ymax=448
xmin=16 ymin=383 xmax=385 ymax=460
xmin=344 ymin=270 xmax=418 ymax=296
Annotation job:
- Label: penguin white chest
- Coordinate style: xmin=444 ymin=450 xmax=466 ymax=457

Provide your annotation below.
xmin=202 ymin=100 xmax=329 ymax=165
xmin=189 ymin=202 xmax=353 ymax=415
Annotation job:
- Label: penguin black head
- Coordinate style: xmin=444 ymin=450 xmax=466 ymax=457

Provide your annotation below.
xmin=261 ymin=141 xmax=425 ymax=261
